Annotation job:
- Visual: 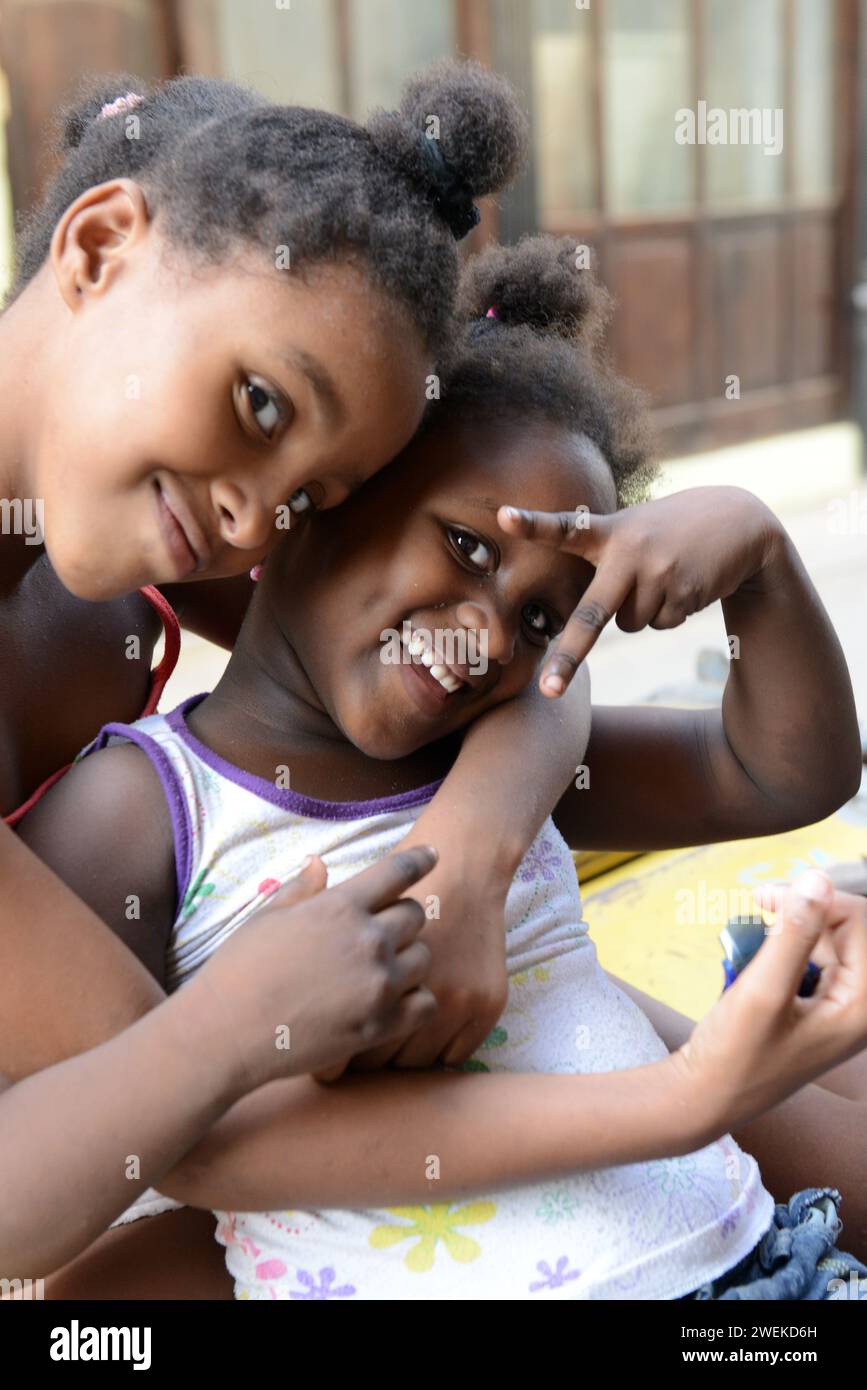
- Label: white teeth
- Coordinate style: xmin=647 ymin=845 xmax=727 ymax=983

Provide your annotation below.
xmin=401 ymin=628 xmax=466 ymax=695
xmin=288 ymin=489 xmax=310 ymax=513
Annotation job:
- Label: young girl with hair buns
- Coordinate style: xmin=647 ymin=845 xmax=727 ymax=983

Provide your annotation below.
xmin=0 ymin=66 xmax=596 ymax=1276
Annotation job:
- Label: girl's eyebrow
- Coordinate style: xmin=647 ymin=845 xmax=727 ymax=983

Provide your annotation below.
xmin=279 ymin=346 xmax=346 ymax=428
xmin=441 ymin=494 xmax=502 ymax=514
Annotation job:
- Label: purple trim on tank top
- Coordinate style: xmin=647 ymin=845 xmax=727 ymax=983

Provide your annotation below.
xmin=86 ymin=722 xmax=194 ymax=913
xmin=166 ymin=694 xmax=444 ymax=821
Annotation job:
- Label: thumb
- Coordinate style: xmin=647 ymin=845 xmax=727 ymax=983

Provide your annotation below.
xmin=264 ymin=855 xmax=328 ymax=908
xmin=747 ymin=869 xmax=832 ymax=999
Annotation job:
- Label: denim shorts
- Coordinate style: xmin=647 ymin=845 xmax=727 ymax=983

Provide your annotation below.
xmin=678 ymin=1187 xmax=867 ymax=1300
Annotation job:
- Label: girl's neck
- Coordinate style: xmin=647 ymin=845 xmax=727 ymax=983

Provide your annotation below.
xmin=187 ymin=609 xmax=456 ymax=805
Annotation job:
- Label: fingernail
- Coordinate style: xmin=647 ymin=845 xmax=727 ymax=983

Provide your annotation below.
xmin=542 ymin=673 xmax=565 ymax=695
xmin=420 ymin=844 xmax=439 ymax=863
xmin=501 ymin=506 xmax=525 ymax=522
xmin=793 ymin=869 xmax=832 ymax=903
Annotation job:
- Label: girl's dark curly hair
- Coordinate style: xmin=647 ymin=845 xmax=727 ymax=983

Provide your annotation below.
xmin=6 ymin=62 xmax=528 ymax=358
xmin=437 ymin=235 xmax=657 ymax=506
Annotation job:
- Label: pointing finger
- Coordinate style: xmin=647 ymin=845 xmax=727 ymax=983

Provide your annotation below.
xmin=540 ymin=567 xmax=635 ymax=694
xmin=336 ymin=845 xmax=439 ymax=913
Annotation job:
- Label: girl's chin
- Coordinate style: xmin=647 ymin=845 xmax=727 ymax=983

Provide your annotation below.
xmin=48 ymin=555 xmax=131 ymax=603
xmin=339 ymin=705 xmax=427 ymax=763
xmin=347 ymin=728 xmax=422 ymax=762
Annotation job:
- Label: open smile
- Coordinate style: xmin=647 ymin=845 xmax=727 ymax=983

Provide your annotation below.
xmin=396 ymin=627 xmax=470 ymax=718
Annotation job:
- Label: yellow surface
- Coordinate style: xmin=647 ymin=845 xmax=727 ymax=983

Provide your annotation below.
xmin=577 ymin=815 xmax=867 ymax=1020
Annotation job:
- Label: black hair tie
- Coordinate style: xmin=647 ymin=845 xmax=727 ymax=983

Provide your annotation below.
xmin=419 ymin=136 xmax=480 ymax=241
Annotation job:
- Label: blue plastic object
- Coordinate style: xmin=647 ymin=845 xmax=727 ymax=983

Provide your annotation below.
xmin=720 ymin=915 xmax=821 ymax=998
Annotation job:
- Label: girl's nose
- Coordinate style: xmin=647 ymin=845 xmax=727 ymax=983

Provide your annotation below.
xmin=210 ymin=480 xmax=274 ymax=552
xmin=455 ymin=599 xmax=516 ymax=665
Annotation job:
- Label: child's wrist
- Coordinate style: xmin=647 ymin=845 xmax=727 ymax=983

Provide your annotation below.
xmin=158 ymin=977 xmax=259 ymax=1108
xmin=663 ymin=1047 xmax=726 ymax=1150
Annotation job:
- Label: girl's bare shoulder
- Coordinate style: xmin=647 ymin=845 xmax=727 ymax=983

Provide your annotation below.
xmin=16 ymin=738 xmax=177 ymax=985
xmin=0 ymin=556 xmax=161 ymax=810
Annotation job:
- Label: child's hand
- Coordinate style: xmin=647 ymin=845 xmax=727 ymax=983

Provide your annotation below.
xmin=183 ymin=849 xmax=438 ymax=1092
xmin=667 ymin=871 xmax=867 ymax=1141
xmin=342 ymin=859 xmax=510 ymax=1071
xmin=498 ymin=486 xmax=781 ymax=695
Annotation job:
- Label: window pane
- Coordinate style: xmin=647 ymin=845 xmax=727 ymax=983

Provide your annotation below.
xmin=603 ymin=0 xmax=693 ymax=216
xmin=793 ymin=0 xmax=835 ymax=199
xmin=532 ymin=0 xmax=596 ymax=222
xmin=215 ymin=0 xmax=340 ymax=109
xmin=704 ymin=0 xmax=785 ymax=209
xmin=348 ymin=0 xmax=453 ymax=118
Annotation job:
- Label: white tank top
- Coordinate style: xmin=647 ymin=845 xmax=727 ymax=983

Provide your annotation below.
xmin=98 ymin=696 xmax=773 ymax=1298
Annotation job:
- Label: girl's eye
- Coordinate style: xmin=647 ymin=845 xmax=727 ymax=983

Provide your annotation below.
xmin=243 ymin=377 xmax=292 ymax=440
xmin=448 ymin=526 xmax=495 ymax=573
xmin=522 ymin=603 xmax=555 ymax=641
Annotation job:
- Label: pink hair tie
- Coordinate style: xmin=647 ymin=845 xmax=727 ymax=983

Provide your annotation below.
xmin=98 ymin=92 xmax=143 ymax=122
xmin=485 ymin=305 xmax=499 ymax=319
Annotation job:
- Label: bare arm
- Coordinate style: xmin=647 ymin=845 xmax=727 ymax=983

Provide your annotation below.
xmin=159 ymin=1056 xmax=695 ymax=1211
xmin=383 ymin=667 xmax=590 ymax=1066
xmin=0 ymin=815 xmax=164 ymax=1081
xmin=555 ymin=529 xmax=860 ymax=850
xmin=609 ymin=971 xmax=867 ymax=1104
xmin=608 ymin=971 xmax=867 ymax=1262
xmin=0 ymin=966 xmax=253 ymax=1278
xmin=162 ymin=874 xmax=867 ymax=1215
xmin=4 ymin=745 xmax=444 ymax=1272
xmin=407 ymin=663 xmax=589 ymax=887
xmin=0 ymin=817 xmax=252 ymax=1275
xmin=7 ymin=745 xmax=702 ymax=1252
xmin=11 ymin=741 xmax=701 ymax=1224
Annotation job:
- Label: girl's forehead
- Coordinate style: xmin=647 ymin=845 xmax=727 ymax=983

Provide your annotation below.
xmin=404 ymin=413 xmax=617 ymax=516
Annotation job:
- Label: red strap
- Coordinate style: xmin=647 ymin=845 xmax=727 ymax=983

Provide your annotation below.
xmin=138 ymin=586 xmax=182 ymax=717
xmin=3 ymin=587 xmax=182 ymax=827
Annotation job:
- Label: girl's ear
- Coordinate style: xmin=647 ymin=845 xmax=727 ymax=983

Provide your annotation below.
xmin=49 ymin=178 xmax=151 ymax=310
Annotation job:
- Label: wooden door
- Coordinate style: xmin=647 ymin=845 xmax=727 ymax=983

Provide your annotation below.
xmin=488 ymin=0 xmax=860 ymax=455
xmin=0 ymin=0 xmax=179 ymax=216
